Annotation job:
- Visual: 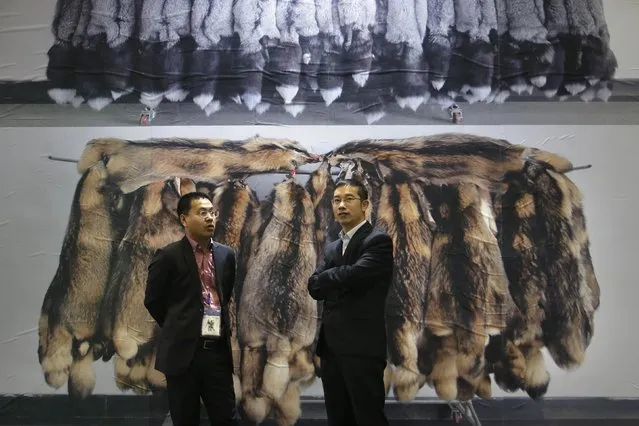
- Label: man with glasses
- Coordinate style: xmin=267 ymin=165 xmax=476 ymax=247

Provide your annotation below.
xmin=307 ymin=179 xmax=394 ymax=426
xmin=145 ymin=192 xmax=238 ymax=426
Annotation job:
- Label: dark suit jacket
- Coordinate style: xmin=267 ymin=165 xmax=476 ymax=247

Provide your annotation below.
xmin=308 ymin=221 xmax=394 ymax=360
xmin=144 ymin=236 xmax=236 ymax=376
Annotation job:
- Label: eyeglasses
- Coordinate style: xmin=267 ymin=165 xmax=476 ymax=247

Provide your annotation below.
xmin=332 ymin=197 xmax=361 ymax=205
xmin=196 ymin=209 xmax=219 ymax=218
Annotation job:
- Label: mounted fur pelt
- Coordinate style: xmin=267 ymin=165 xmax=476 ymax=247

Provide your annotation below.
xmin=238 ymin=177 xmax=318 ymax=425
xmin=76 ymin=135 xmax=319 ymax=194
xmin=39 ymin=133 xmax=600 ymax=418
xmin=38 ymin=163 xmax=120 ymax=399
xmin=210 ymin=178 xmax=262 ymax=405
xmin=45 ymin=0 xmax=618 ymax=123
xmin=99 ymin=177 xmax=196 ymax=393
xmin=377 ymin=181 xmax=434 ymax=402
xmin=325 ymin=133 xmax=574 ymax=191
xmin=416 ymin=182 xmax=518 ymax=401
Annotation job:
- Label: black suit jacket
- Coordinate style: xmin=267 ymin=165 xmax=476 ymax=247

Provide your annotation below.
xmin=308 ymin=221 xmax=394 ymax=360
xmin=144 ymin=236 xmax=236 ymax=376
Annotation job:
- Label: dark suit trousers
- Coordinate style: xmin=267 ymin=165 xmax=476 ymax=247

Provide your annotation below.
xmin=165 ymin=338 xmax=237 ymax=426
xmin=319 ymin=342 xmax=389 ymax=426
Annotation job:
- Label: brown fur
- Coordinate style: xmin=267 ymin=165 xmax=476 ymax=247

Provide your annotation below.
xmin=77 ymin=135 xmax=319 ymax=194
xmin=561 ymin=175 xmax=600 ymax=317
xmin=376 ymin=182 xmax=434 ymax=402
xmin=238 ymin=178 xmax=318 ymax=423
xmin=211 ymin=179 xmax=262 ymax=405
xmin=41 ymin=133 xmax=598 ymax=407
xmin=325 ymin=133 xmax=573 ymax=192
xmin=304 ymin=160 xmax=337 ymax=377
xmin=101 ymin=178 xmax=195 ymax=392
xmin=271 ymin=347 xmax=316 ymax=426
xmin=489 ymin=169 xmax=551 ymax=398
xmin=305 ymin=160 xmax=336 ymax=263
xmin=526 ymin=163 xmax=595 ymax=370
xmin=418 ymin=182 xmax=518 ymax=401
xmin=38 ymin=163 xmax=117 ymax=398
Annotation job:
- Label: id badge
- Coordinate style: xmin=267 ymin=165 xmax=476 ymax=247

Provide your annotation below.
xmin=201 ymin=306 xmax=221 ymax=337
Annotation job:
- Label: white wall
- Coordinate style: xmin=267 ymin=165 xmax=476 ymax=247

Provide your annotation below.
xmin=0 ymin=0 xmax=637 ymax=82
xmin=0 ymin=124 xmax=637 ymax=399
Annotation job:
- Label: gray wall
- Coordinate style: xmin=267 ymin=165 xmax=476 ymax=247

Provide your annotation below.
xmin=0 ymin=124 xmax=637 ymax=399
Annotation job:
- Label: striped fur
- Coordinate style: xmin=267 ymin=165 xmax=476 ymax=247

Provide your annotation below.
xmin=238 ymin=177 xmax=318 ymax=424
xmin=77 ymin=136 xmax=318 ymax=194
xmin=38 ymin=164 xmax=118 ymax=399
xmin=211 ymin=179 xmax=262 ymax=406
xmin=377 ymin=182 xmax=434 ymax=402
xmin=418 ymin=182 xmax=518 ymax=401
xmin=326 ymin=133 xmax=574 ymax=191
xmin=100 ymin=178 xmax=195 ymax=393
xmin=489 ymin=168 xmax=551 ymax=398
xmin=38 ymin=133 xmax=600 ymax=409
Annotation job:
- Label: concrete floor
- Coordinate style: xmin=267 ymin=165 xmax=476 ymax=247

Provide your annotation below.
xmin=0 ymin=101 xmax=638 ymax=127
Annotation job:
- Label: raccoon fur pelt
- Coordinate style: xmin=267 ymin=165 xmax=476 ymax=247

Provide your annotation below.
xmin=238 ymin=177 xmax=318 ymax=424
xmin=39 ymin=133 xmax=599 ymax=414
xmin=45 ymin=0 xmax=618 ymax=123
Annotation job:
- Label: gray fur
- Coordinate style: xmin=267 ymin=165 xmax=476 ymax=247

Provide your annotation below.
xmin=427 ymin=0 xmax=455 ymax=46
xmin=544 ymin=0 xmax=568 ymax=38
xmin=373 ymin=0 xmax=388 ymax=36
xmin=115 ymin=0 xmax=135 ymax=47
xmin=385 ymin=0 xmax=423 ymax=50
xmin=204 ymin=0 xmax=234 ymax=43
xmin=295 ymin=0 xmax=320 ymax=37
xmin=415 ymin=0 xmax=428 ymax=41
xmin=85 ymin=0 xmax=113 ymax=38
xmin=139 ymin=0 xmax=166 ymax=42
xmin=71 ymin=0 xmax=91 ymax=48
xmin=191 ymin=0 xmax=212 ymax=47
xmin=277 ymin=0 xmax=298 ymax=44
xmin=233 ymin=0 xmax=280 ymax=53
xmin=495 ymin=0 xmax=508 ymax=36
xmin=86 ymin=0 xmax=119 ymax=45
xmin=453 ymin=0 xmax=479 ymax=37
xmin=331 ymin=0 xmax=344 ymax=44
xmin=478 ymin=0 xmax=497 ymax=42
xmin=564 ymin=0 xmax=596 ymax=36
xmin=315 ymin=0 xmax=334 ymax=34
xmin=586 ymin=0 xmax=610 ymax=40
xmin=338 ymin=0 xmax=376 ymax=31
xmin=163 ymin=0 xmax=192 ymax=47
xmin=506 ymin=0 xmax=548 ymax=43
xmin=53 ymin=0 xmax=83 ymax=42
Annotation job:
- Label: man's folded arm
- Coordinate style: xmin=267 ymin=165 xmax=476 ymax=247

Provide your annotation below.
xmin=316 ymin=234 xmax=393 ymax=293
xmin=308 ymin=246 xmax=333 ymax=300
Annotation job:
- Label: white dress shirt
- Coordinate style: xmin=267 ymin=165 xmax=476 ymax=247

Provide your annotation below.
xmin=339 ymin=220 xmax=368 ymax=255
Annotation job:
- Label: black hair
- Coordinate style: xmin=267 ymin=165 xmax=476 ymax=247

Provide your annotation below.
xmin=177 ymin=192 xmax=213 ymax=217
xmin=334 ymin=179 xmax=369 ymax=201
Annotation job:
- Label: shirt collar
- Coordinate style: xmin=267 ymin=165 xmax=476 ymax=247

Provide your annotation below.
xmin=186 ymin=235 xmax=213 ymax=252
xmin=339 ymin=219 xmax=368 ymax=242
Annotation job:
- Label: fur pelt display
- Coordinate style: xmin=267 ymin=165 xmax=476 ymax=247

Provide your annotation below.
xmin=45 ymin=0 xmax=617 ymax=123
xmin=38 ymin=133 xmax=600 ymax=424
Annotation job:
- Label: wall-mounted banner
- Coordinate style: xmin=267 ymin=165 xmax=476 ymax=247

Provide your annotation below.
xmin=37 ymin=133 xmax=599 ymax=425
xmin=45 ymin=0 xmax=618 ymax=123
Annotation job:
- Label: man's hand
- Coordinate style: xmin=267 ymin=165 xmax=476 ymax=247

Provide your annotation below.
xmin=307 ymin=274 xmax=325 ymax=301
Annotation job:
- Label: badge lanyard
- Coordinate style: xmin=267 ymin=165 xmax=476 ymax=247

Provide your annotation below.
xmin=200 ymin=247 xmax=221 ymax=337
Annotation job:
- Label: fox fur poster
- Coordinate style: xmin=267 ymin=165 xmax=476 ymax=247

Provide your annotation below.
xmin=37 ymin=132 xmax=600 ymax=425
xmin=45 ymin=0 xmax=617 ymax=123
